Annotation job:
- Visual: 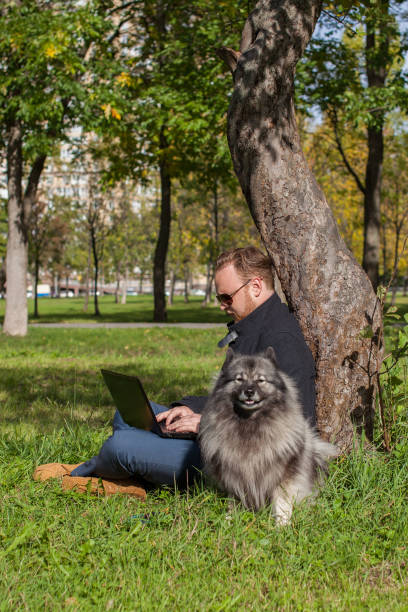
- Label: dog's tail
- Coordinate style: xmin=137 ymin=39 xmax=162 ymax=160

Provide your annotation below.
xmin=312 ymin=436 xmax=339 ymax=478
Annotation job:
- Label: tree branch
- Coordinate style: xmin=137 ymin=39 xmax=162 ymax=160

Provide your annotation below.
xmin=329 ymin=108 xmax=366 ymax=196
xmin=216 ymin=47 xmax=241 ymax=75
xmin=23 ymin=154 xmax=47 ymax=222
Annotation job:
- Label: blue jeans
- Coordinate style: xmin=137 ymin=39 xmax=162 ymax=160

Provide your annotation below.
xmin=70 ymin=403 xmax=202 ymax=487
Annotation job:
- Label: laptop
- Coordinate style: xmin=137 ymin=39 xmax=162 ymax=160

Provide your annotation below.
xmin=101 ymin=369 xmax=197 ymax=440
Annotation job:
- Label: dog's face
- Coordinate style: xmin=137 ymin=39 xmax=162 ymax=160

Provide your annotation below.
xmin=220 ymin=347 xmax=285 ymax=412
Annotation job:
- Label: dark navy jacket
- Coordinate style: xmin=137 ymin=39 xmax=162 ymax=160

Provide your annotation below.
xmin=172 ymin=293 xmax=316 ymax=427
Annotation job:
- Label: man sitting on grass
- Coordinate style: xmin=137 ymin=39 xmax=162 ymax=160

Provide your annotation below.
xmin=34 ymin=246 xmax=316 ymax=497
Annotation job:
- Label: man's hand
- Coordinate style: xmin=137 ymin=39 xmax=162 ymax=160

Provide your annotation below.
xmin=156 ymin=406 xmax=201 ymax=434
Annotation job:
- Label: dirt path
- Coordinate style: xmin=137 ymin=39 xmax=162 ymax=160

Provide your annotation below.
xmin=29 ymin=322 xmax=225 ymax=329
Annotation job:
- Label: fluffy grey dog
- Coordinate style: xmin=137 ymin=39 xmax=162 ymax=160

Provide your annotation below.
xmin=198 ymin=347 xmax=337 ymax=524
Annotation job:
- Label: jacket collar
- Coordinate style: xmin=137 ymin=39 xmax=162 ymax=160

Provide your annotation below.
xmin=218 ymin=293 xmax=280 ymax=348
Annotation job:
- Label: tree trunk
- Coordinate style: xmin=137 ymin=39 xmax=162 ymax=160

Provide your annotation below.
xmin=55 ymin=273 xmax=61 ymax=298
xmin=212 ymin=184 xmax=219 ymax=306
xmin=390 ymin=224 xmax=401 ymax=307
xmin=362 ymin=7 xmax=389 ymax=291
xmin=153 ymin=129 xmax=171 ymax=322
xmin=83 ymin=237 xmax=91 ymax=312
xmin=184 ymin=267 xmax=189 ymax=303
xmin=4 ymin=123 xmax=27 ymax=335
xmin=3 ymin=121 xmax=46 ymax=335
xmin=138 ymin=270 xmax=144 ymax=294
xmin=220 ymin=0 xmax=381 ymax=450
xmin=380 ymin=221 xmax=387 ymax=284
xmin=363 ymin=126 xmax=383 ymax=291
xmin=91 ymin=225 xmax=100 ymax=317
xmin=121 ymin=266 xmax=128 ymax=305
xmin=34 ymin=255 xmax=39 ymax=319
xmin=0 ymin=260 xmax=6 ymax=298
xmin=201 ymin=262 xmax=214 ymax=307
xmin=168 ymin=269 xmax=176 ymax=306
xmin=115 ymin=264 xmax=120 ymax=304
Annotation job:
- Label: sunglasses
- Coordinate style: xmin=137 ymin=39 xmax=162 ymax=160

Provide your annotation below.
xmin=215 ymin=278 xmax=253 ymax=305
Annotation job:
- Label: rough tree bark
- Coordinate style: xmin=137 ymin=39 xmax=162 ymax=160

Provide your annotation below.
xmin=3 ymin=122 xmax=46 ymax=336
xmin=219 ymin=0 xmax=382 ymax=450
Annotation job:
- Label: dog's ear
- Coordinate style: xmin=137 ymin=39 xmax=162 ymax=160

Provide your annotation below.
xmin=264 ymin=346 xmax=277 ymax=364
xmin=222 ymin=347 xmax=235 ymax=369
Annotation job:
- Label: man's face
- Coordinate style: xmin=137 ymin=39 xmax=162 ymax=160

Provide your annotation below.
xmin=214 ymin=264 xmax=256 ymax=322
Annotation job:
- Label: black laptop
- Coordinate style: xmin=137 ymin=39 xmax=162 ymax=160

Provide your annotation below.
xmin=101 ymin=369 xmax=196 ymax=440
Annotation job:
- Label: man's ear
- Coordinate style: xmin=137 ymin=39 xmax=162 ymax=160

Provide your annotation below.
xmin=250 ymin=277 xmax=262 ymax=297
xmin=264 ymin=346 xmax=277 ymax=364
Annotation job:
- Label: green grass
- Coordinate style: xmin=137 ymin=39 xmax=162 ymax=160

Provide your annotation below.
xmin=0 ymin=295 xmax=227 ymax=324
xmin=1 ymin=327 xmax=408 ymax=610
xmin=0 ymin=292 xmax=405 ymax=325
xmin=386 ymin=293 xmax=408 ymax=318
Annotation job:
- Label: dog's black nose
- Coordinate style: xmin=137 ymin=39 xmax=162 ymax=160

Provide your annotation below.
xmin=245 ymin=386 xmax=255 ymax=398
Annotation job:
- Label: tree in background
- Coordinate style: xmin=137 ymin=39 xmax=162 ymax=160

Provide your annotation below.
xmin=0 ymin=0 xmax=118 ymax=335
xmin=86 ymin=174 xmax=113 ymax=317
xmin=104 ymin=185 xmax=158 ymax=304
xmin=45 ymin=196 xmax=79 ymax=298
xmin=302 ymin=118 xmax=365 ymax=262
xmin=299 ymin=1 xmax=408 ymax=290
xmin=0 ymin=197 xmax=6 ymax=298
xmin=92 ymin=0 xmax=248 ymax=321
xmin=380 ymin=126 xmax=408 ymax=301
xmin=27 ymin=199 xmax=69 ymax=317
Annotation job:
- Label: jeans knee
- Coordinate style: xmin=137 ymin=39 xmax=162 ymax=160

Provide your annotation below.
xmin=97 ymin=433 xmax=132 ymax=478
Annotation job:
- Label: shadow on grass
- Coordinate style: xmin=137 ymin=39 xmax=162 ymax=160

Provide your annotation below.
xmin=0 ymin=363 xmax=210 ymax=433
xmin=0 ymin=296 xmax=228 ymax=325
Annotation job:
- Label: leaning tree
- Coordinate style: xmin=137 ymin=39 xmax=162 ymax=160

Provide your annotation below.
xmin=218 ymin=0 xmax=382 ymax=450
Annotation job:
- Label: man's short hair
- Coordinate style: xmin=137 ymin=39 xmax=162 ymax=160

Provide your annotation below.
xmin=215 ymin=246 xmax=274 ymax=290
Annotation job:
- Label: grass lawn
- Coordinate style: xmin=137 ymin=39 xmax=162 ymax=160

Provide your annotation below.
xmin=1 ymin=327 xmax=408 ymax=610
xmin=0 ymin=291 xmax=406 ymax=326
xmin=0 ymin=295 xmax=227 ymax=325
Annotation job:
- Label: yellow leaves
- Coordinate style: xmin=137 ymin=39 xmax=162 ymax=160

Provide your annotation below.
xmin=45 ymin=44 xmax=58 ymax=58
xmin=101 ymin=104 xmax=122 ymax=120
xmin=111 ymin=108 xmax=122 ymax=120
xmin=44 ymin=33 xmax=67 ymax=59
xmin=115 ymin=72 xmax=132 ymax=87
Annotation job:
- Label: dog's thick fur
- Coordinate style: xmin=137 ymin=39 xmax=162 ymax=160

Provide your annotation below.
xmin=198 ymin=347 xmax=337 ymax=523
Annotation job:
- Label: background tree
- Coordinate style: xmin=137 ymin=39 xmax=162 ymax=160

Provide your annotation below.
xmin=28 ymin=199 xmax=68 ymax=317
xmin=299 ymin=1 xmax=408 ymax=290
xmin=0 ymin=0 xmax=116 ymax=335
xmin=302 ymin=117 xmax=365 ymax=262
xmin=92 ymin=0 xmax=248 ymax=320
xmin=380 ymin=126 xmax=408 ymax=302
xmin=0 ymin=197 xmax=6 ymax=298
xmin=86 ymin=176 xmax=112 ymax=317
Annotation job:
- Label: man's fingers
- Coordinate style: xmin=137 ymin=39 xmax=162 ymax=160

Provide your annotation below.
xmin=167 ymin=415 xmax=201 ymax=434
xmin=164 ymin=406 xmax=193 ymax=426
xmin=156 ymin=410 xmax=171 ymax=423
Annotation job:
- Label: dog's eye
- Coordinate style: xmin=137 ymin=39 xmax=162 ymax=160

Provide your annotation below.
xmin=235 ymin=375 xmax=244 ymax=382
xmin=256 ymin=377 xmax=266 ymax=383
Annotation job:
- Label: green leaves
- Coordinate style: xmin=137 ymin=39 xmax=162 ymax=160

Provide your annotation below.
xmin=299 ymin=1 xmax=408 ymax=129
xmin=0 ymin=1 xmax=116 ymax=156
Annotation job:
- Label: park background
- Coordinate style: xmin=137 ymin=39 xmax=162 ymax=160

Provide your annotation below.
xmin=1 ymin=1 xmax=408 ymax=610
